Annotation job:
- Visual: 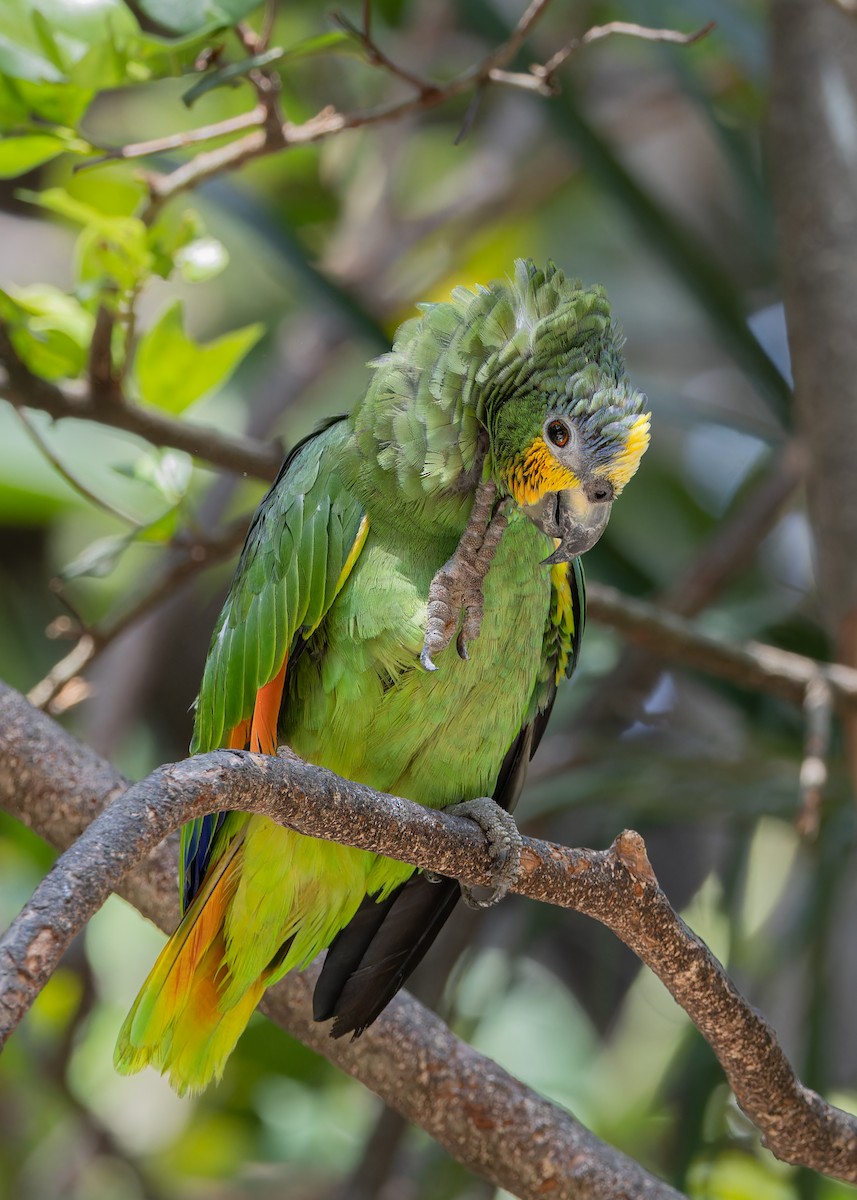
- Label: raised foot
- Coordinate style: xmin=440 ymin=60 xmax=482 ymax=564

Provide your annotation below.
xmin=420 ymin=480 xmax=510 ymax=671
xmin=448 ymin=796 xmax=523 ymax=909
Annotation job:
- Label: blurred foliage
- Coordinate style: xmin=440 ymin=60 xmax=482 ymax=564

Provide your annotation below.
xmin=1 ymin=0 xmax=856 ymax=1198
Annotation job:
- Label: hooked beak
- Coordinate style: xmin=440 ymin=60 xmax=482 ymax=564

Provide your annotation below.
xmin=525 ymin=487 xmax=612 ymax=564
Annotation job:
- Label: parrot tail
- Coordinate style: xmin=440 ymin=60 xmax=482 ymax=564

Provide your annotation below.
xmin=114 ymin=832 xmax=264 ymax=1096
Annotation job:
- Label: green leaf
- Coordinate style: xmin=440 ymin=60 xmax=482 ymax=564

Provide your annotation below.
xmin=280 ymin=30 xmax=357 ymax=62
xmin=182 ymin=46 xmax=283 ymax=106
xmin=133 ymin=300 xmax=263 ymax=413
xmin=0 ymin=132 xmax=86 ymax=178
xmin=126 ymin=0 xmax=263 ymax=39
xmin=181 ymin=31 xmax=357 ymax=106
xmin=0 ymin=285 xmax=94 ymax=380
xmin=22 ymin=188 xmax=153 ymax=299
xmin=0 ymin=0 xmax=216 ymax=129
xmin=61 ymin=531 xmax=136 ymax=580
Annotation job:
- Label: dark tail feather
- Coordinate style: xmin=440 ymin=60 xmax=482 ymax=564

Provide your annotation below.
xmin=313 ymin=719 xmax=544 ymax=1039
xmin=317 ymin=875 xmax=462 ymax=1038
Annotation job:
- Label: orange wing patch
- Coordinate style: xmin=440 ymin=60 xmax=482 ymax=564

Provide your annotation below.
xmin=223 ymin=657 xmax=288 ymax=756
xmin=249 ymin=656 xmax=288 ymax=756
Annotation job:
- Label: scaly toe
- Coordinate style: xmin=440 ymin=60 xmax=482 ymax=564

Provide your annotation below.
xmin=448 ymin=796 xmax=523 ymax=909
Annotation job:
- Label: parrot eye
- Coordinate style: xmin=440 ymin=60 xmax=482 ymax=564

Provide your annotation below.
xmin=546 ymin=420 xmax=570 ymax=448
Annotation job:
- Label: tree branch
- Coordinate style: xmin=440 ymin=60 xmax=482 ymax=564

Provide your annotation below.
xmin=26 ymin=518 xmax=248 ymax=712
xmin=0 ymin=681 xmax=855 ymax=1183
xmin=0 ymin=323 xmax=282 ymax=481
xmin=137 ymin=5 xmax=711 ymax=213
xmin=586 ymin=582 xmax=857 ymax=714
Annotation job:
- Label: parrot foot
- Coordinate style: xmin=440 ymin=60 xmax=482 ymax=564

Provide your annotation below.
xmin=420 ymin=480 xmax=510 ymax=671
xmin=448 ymin=796 xmax=523 ymax=909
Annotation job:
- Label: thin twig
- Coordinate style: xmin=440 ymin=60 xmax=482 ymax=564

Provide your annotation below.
xmin=27 ymin=519 xmax=248 ymax=712
xmin=0 ymin=683 xmax=855 ymax=1184
xmin=527 ymin=20 xmax=716 ymax=93
xmin=797 ymin=675 xmax=834 ymax=838
xmin=141 ymin=4 xmax=709 ymax=213
xmin=332 ymin=8 xmax=439 ymax=94
xmin=78 ymin=108 xmax=266 ymax=171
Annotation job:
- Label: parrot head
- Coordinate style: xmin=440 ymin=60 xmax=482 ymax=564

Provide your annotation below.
xmin=482 ymin=260 xmax=650 ymax=562
xmin=347 ymin=258 xmax=649 ymax=553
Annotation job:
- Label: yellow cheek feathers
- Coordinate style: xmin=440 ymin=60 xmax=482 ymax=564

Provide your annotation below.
xmin=504 ymin=437 xmax=579 ymax=506
xmin=505 ymin=414 xmax=651 ymax=506
xmin=606 ymin=413 xmax=651 ymax=494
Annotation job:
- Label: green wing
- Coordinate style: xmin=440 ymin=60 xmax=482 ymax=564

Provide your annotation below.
xmin=181 ymin=416 xmax=367 ymax=911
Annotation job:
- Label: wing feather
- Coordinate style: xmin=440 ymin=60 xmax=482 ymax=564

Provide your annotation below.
xmin=181 ymin=417 xmax=366 ymax=913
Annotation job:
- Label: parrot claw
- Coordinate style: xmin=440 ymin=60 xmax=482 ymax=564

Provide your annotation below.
xmin=420 ymin=479 xmax=510 ymax=670
xmin=447 ymin=796 xmax=523 ymax=909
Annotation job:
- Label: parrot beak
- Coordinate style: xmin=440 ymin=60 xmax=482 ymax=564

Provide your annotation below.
xmin=525 ymin=487 xmax=612 ymax=564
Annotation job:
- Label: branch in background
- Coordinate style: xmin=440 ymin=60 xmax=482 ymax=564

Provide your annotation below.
xmin=0 ymin=322 xmax=282 ymax=481
xmin=117 ymin=5 xmax=712 ymax=214
xmin=27 ymin=518 xmax=248 ymax=712
xmin=1 ymin=682 xmax=856 ymax=1185
xmin=491 ymin=19 xmax=716 ymax=95
xmin=797 ymin=675 xmax=834 ymax=838
xmin=586 ymin=582 xmax=857 ymax=714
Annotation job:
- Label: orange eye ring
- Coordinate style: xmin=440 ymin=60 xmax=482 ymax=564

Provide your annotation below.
xmin=546 ymin=420 xmax=569 ymax=448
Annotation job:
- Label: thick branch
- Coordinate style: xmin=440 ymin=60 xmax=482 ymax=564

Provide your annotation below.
xmin=0 ymin=682 xmax=855 ymax=1182
xmin=0 ymin=682 xmax=680 ymax=1200
xmin=0 ymin=326 xmax=281 ymax=481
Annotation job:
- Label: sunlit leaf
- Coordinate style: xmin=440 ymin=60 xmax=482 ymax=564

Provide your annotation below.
xmin=21 ymin=188 xmax=154 ymax=299
xmin=0 ymin=285 xmax=94 ymax=380
xmin=133 ymin=300 xmax=263 ymax=412
xmin=174 ymin=237 xmax=229 ymax=281
xmin=0 ymin=132 xmax=86 ymax=177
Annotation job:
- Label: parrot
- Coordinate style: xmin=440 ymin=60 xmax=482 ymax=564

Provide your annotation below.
xmin=114 ymin=259 xmax=650 ymax=1095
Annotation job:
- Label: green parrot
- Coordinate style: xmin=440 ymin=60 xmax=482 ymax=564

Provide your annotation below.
xmin=115 ymin=259 xmax=650 ymax=1095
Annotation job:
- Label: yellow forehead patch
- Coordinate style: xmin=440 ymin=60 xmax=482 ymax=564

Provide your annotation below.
xmin=505 ymin=437 xmax=579 ymax=507
xmin=606 ymin=413 xmax=651 ymax=494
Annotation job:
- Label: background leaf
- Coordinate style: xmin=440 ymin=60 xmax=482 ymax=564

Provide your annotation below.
xmin=133 ymin=300 xmax=262 ymax=412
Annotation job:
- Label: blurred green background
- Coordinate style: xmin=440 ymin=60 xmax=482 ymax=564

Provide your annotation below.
xmin=1 ymin=1 xmax=855 ymax=1197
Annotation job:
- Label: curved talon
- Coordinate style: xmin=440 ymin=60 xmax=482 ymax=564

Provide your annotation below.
xmin=420 ymin=646 xmax=439 ymax=672
xmin=448 ymin=796 xmax=523 ymax=910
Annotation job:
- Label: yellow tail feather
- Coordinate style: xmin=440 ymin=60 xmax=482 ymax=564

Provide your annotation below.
xmin=115 ymin=831 xmax=263 ymax=1096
